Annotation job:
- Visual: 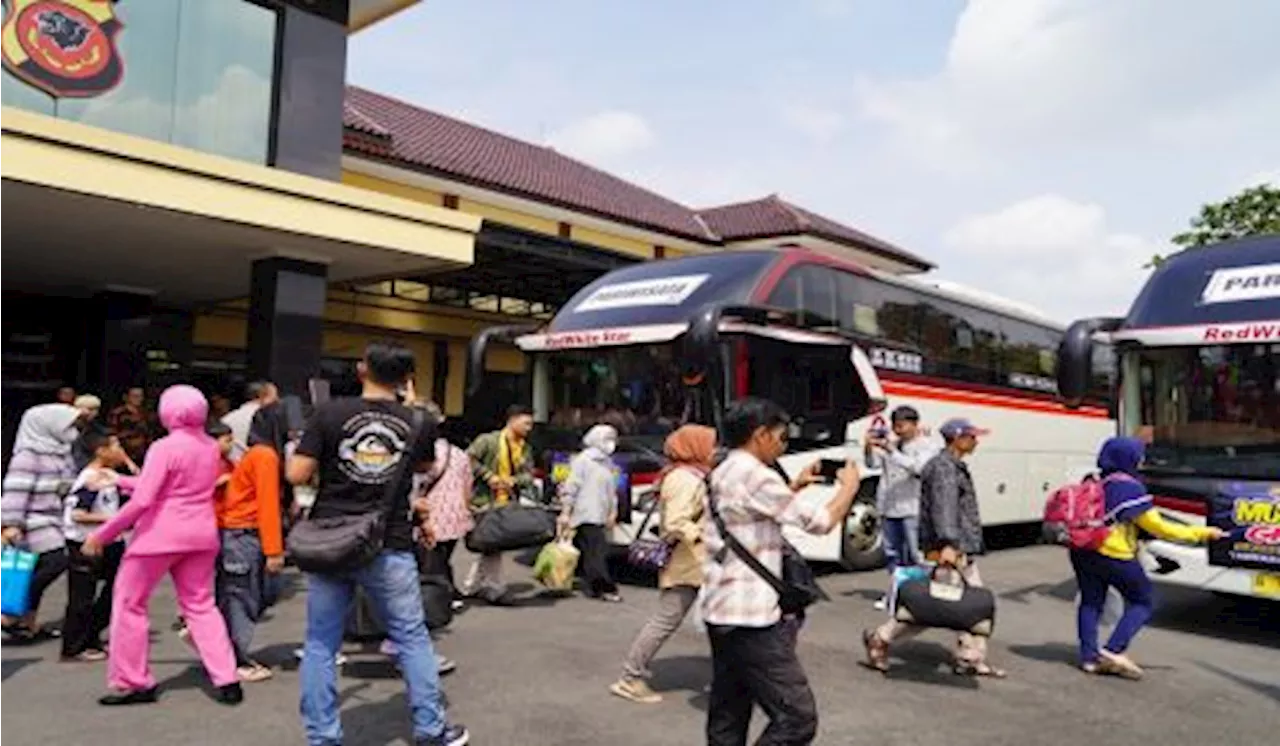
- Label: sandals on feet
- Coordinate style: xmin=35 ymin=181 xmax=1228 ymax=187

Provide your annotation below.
xmin=862 ymin=629 xmax=889 ymax=672
xmin=953 ymin=662 xmax=1007 ymax=678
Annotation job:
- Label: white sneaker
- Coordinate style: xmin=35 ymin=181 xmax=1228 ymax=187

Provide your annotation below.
xmin=294 ymin=648 xmax=348 ymax=666
xmin=873 ymin=596 xmax=888 ymax=611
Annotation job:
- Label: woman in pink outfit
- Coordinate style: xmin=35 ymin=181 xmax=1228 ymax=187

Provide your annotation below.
xmin=81 ymin=385 xmax=242 ymax=707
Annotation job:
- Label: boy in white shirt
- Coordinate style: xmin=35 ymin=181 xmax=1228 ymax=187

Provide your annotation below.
xmin=60 ymin=431 xmax=129 ymax=662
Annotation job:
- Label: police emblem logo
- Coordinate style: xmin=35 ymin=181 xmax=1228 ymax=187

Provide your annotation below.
xmin=1 ymin=0 xmax=123 ymax=99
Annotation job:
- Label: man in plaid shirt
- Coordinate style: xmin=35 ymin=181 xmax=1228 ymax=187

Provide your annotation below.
xmin=702 ymin=398 xmax=861 ymax=746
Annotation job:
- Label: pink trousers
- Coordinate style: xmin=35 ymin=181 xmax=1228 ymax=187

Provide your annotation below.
xmin=107 ymin=550 xmax=237 ymax=690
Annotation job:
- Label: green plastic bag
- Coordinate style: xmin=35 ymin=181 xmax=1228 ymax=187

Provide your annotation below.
xmin=533 ymin=533 xmax=580 ymax=591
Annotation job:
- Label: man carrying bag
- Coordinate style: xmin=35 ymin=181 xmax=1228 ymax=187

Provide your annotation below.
xmin=286 ymin=342 xmax=469 ymax=746
xmin=701 ymin=398 xmax=861 ymax=746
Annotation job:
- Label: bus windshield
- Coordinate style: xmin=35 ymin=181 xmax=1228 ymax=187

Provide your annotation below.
xmin=533 ymin=343 xmax=715 ymax=449
xmin=1124 ymin=344 xmax=1280 ymax=478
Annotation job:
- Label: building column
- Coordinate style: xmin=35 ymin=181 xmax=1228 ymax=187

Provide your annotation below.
xmin=84 ymin=290 xmax=154 ymax=405
xmin=247 ymin=257 xmax=327 ymax=399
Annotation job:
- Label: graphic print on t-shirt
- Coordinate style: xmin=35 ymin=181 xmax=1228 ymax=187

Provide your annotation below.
xmin=336 ymin=410 xmax=410 ymax=485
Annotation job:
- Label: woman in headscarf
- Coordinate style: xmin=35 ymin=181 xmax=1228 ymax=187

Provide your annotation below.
xmin=81 ymin=385 xmax=241 ymax=706
xmin=1072 ymin=436 xmax=1224 ymax=680
xmin=2 ymin=403 xmax=85 ymax=641
xmin=212 ymin=403 xmax=289 ymax=683
xmin=558 ymin=424 xmax=623 ymax=602
xmin=610 ymin=424 xmax=717 ymax=703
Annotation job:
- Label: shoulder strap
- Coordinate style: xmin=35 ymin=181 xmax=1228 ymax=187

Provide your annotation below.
xmin=704 ymin=473 xmax=789 ymax=598
xmin=380 ymin=408 xmax=428 ymax=517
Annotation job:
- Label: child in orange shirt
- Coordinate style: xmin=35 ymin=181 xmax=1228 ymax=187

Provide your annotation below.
xmin=212 ymin=409 xmax=286 ymax=682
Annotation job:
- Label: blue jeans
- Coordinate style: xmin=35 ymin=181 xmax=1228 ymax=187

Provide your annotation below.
xmin=300 ymin=550 xmax=446 ymax=745
xmin=1069 ymin=550 xmax=1154 ymax=665
xmin=215 ymin=529 xmax=263 ymax=666
xmin=883 ymin=516 xmax=921 ymax=574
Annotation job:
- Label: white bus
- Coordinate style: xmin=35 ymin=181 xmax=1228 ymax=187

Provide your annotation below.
xmin=468 ymin=246 xmax=1113 ymax=569
xmin=1058 ymin=235 xmax=1280 ymax=600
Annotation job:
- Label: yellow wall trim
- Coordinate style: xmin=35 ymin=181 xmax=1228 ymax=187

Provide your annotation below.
xmin=2 ymin=107 xmax=480 ymax=265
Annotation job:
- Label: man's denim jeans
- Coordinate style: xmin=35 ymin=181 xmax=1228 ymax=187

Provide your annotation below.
xmin=300 ymin=550 xmax=445 ymax=745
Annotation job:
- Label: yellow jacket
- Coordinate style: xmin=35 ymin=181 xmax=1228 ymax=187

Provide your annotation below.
xmin=1098 ymin=508 xmax=1216 ymax=561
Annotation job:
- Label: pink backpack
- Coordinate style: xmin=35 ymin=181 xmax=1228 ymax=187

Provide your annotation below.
xmin=1042 ymin=473 xmax=1136 ymax=551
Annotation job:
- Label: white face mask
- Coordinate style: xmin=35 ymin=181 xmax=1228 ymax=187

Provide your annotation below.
xmin=601 ymin=439 xmax=617 ymax=457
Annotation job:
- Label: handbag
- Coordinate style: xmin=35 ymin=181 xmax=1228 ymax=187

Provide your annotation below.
xmin=706 ymin=481 xmax=828 ymax=617
xmin=894 ymin=563 xmax=996 ymax=635
xmin=626 ymin=489 xmax=673 ymax=571
xmin=288 ymin=409 xmax=427 ymax=574
xmin=0 ymin=546 xmax=37 ymax=616
xmin=465 ymin=504 xmax=557 ymax=554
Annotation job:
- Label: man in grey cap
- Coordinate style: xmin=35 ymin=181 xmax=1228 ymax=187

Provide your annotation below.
xmin=863 ymin=417 xmax=1006 ymax=678
xmin=864 ymin=405 xmax=935 ymax=610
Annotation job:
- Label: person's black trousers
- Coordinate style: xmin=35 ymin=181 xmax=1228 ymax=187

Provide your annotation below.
xmin=419 ymin=539 xmax=459 ymax=598
xmin=61 ymin=540 xmax=123 ymax=657
xmin=572 ymin=524 xmax=617 ymax=597
xmin=706 ymin=620 xmax=817 ymax=746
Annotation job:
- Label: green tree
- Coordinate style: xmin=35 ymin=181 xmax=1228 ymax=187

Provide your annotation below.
xmin=1150 ymin=183 xmax=1280 ymax=266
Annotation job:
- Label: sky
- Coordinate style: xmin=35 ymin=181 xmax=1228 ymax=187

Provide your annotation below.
xmin=348 ymin=0 xmax=1280 ymax=321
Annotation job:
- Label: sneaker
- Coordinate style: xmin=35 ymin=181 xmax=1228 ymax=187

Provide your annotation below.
xmin=61 ymin=649 xmax=107 ymax=663
xmin=294 ymin=648 xmax=349 ymax=666
xmin=215 ymin=682 xmax=244 ymax=706
xmin=450 ymin=600 xmax=465 ymax=612
xmin=436 ymin=655 xmax=457 ymax=675
xmin=873 ymin=596 xmax=888 ymax=611
xmin=609 ymin=677 xmax=662 ymax=704
xmin=416 ymin=724 xmax=469 ymax=746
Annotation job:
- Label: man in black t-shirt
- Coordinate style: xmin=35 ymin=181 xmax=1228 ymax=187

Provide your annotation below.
xmin=288 ymin=342 xmax=468 ymax=746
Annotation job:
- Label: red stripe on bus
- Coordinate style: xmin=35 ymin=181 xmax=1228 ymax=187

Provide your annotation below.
xmin=1153 ymin=495 xmax=1207 ymax=517
xmin=880 ymin=379 xmax=1110 ymax=419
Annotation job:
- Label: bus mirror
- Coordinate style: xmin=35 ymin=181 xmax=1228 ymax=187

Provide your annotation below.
xmin=466 ymin=323 xmax=540 ymax=401
xmin=1057 ymin=317 xmax=1120 ymax=407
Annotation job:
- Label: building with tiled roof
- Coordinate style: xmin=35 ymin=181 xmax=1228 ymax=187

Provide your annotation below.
xmin=340 ymin=86 xmax=930 ymax=275
xmin=698 ymin=195 xmax=933 ymax=273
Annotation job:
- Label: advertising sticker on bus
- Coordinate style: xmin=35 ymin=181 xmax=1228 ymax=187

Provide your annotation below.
xmin=1208 ymin=482 xmax=1280 ymax=572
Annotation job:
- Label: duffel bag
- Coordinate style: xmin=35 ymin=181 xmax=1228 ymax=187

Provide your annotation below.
xmin=894 ymin=565 xmax=996 ymax=636
xmin=465 ymin=504 xmax=557 ymax=554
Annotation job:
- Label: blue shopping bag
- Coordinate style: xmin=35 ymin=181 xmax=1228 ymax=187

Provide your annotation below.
xmin=1 ymin=546 xmax=38 ymax=616
xmin=887 ymin=565 xmax=930 ymax=615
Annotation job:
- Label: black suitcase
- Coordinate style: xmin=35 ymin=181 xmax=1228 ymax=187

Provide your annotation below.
xmin=343 ymin=578 xmax=454 ymax=642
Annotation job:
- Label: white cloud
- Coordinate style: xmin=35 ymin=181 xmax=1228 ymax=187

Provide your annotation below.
xmin=778 ymin=103 xmax=846 ymax=144
xmin=546 ymin=110 xmax=656 ymax=164
xmin=855 ymin=0 xmax=1280 ymax=170
xmin=940 ymin=194 xmax=1165 ymax=320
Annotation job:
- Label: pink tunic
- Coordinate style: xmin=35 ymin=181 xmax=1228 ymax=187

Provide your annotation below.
xmin=94 ymin=387 xmax=221 ymax=556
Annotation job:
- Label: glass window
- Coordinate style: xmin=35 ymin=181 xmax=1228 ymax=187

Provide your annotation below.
xmin=939 ymin=301 xmax=1002 ymax=385
xmin=1125 ymin=344 xmax=1279 ymax=479
xmin=837 ymin=273 xmax=922 ymax=347
xmin=170 ymin=0 xmax=276 ymax=163
xmin=1001 ymin=319 xmax=1060 ymax=392
xmin=768 ymin=268 xmax=802 ymax=315
xmin=800 ymin=266 xmax=838 ymax=328
xmin=2 ymin=0 xmax=276 ymax=164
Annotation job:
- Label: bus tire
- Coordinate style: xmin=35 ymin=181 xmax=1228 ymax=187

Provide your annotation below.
xmin=840 ymin=501 xmax=887 ymax=571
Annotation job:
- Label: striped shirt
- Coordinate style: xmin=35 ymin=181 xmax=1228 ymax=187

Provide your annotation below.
xmin=2 ymin=450 xmax=76 ymax=554
xmin=701 ymin=450 xmax=834 ymax=628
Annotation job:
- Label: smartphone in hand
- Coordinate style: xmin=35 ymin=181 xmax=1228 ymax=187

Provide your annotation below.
xmin=818 ymin=458 xmax=844 ymax=483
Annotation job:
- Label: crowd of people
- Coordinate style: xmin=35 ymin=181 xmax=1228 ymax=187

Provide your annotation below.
xmin=1 ymin=341 xmax=1228 ymax=746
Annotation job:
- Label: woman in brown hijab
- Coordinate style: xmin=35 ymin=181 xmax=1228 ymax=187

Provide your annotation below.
xmin=609 ymin=424 xmax=717 ymax=704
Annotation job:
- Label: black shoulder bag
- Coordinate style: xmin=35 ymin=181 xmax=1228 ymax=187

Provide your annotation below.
xmin=288 ymin=409 xmax=427 ymax=574
xmin=705 ymin=474 xmax=829 ymax=617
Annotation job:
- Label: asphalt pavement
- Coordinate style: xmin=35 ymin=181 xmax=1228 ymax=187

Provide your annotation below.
xmin=2 ymin=545 xmax=1277 ymax=746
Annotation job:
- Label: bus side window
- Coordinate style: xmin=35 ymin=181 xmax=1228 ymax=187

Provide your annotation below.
xmin=799 ymin=265 xmax=839 ymax=328
xmin=769 ymin=268 xmax=804 ymax=319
